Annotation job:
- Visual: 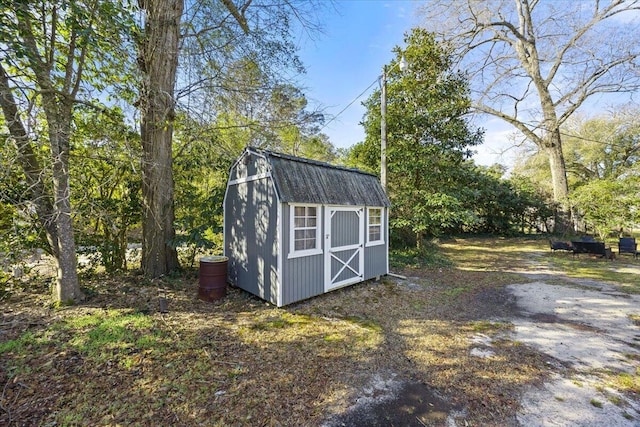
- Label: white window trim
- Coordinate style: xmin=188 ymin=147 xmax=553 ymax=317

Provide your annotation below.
xmin=366 ymin=207 xmax=385 ymax=247
xmin=288 ymin=204 xmax=323 ymax=259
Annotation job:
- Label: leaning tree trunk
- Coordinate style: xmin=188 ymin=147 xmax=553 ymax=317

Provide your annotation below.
xmin=138 ymin=0 xmax=182 ymax=278
xmin=1 ymin=63 xmax=82 ymax=302
xmin=0 ymin=64 xmax=59 ymax=258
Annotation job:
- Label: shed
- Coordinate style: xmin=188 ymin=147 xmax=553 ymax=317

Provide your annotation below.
xmin=223 ymin=147 xmax=391 ymax=306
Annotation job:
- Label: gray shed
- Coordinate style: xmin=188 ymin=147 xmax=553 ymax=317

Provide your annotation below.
xmin=223 ymin=147 xmax=391 ymax=306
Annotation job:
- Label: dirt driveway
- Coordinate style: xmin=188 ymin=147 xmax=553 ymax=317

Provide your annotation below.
xmin=325 ymin=255 xmax=640 ymax=427
xmin=507 ymin=261 xmax=640 ymax=426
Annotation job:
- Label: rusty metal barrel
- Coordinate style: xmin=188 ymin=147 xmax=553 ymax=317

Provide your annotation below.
xmin=198 ymin=256 xmax=228 ymax=302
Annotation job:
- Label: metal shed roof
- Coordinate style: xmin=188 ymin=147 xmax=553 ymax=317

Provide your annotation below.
xmin=248 ymin=147 xmax=390 ymax=207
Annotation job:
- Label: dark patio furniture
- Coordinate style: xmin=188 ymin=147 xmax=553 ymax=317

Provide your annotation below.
xmin=549 ymin=240 xmax=573 ymax=252
xmin=618 ymin=237 xmax=638 ymax=258
xmin=571 ymin=240 xmax=614 ymax=260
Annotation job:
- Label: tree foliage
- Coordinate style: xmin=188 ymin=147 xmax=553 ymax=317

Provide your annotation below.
xmin=566 ymin=109 xmax=640 ymax=237
xmin=171 ymin=65 xmax=332 ymax=266
xmin=515 ymin=107 xmax=640 ymax=237
xmin=454 ymin=164 xmax=553 ymax=235
xmin=420 ymin=0 xmax=640 ymax=230
xmin=356 ymin=28 xmax=483 ymax=245
xmin=0 ymin=0 xmax=329 ymax=301
xmin=570 ymin=179 xmax=638 ymax=239
xmin=0 ymin=0 xmax=136 ymax=302
xmin=71 ymin=108 xmax=141 ymax=273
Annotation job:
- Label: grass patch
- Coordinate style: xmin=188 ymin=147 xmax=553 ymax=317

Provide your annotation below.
xmin=608 ymin=372 xmax=640 ymax=393
xmin=607 ymin=395 xmax=623 ymax=406
xmin=590 ymin=398 xmax=603 ymax=408
xmin=250 ymin=318 xmax=293 ymax=330
xmin=64 ymin=310 xmax=163 ymax=360
xmin=440 ymin=236 xmax=542 ymax=271
xmin=468 ymin=320 xmax=512 ymax=333
xmin=0 ymin=331 xmax=38 ymax=354
xmin=546 ymin=254 xmax=640 ymax=292
xmin=389 ymin=245 xmax=453 ymax=270
xmin=443 ymin=285 xmax=470 ymax=298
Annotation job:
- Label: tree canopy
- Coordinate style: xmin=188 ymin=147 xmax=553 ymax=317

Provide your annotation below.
xmin=0 ymin=0 xmax=331 ymax=299
xmin=0 ymin=0 xmax=136 ymax=302
xmin=420 ymin=0 xmax=640 ymax=231
xmin=352 ymin=28 xmax=483 ymax=245
xmin=514 ymin=107 xmax=640 ymax=237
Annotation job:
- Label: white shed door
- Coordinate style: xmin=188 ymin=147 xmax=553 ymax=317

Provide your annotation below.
xmin=324 ymin=207 xmax=364 ymax=291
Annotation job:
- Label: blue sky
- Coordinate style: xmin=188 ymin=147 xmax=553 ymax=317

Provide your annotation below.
xmin=295 ymin=0 xmax=514 ymax=166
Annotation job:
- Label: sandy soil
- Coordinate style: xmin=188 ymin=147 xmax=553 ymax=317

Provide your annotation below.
xmin=508 ymin=280 xmax=640 ymax=426
xmin=327 ymin=262 xmax=640 ymax=426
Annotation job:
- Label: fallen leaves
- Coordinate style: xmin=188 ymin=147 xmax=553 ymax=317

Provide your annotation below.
xmin=0 ymin=237 xmax=582 ymax=426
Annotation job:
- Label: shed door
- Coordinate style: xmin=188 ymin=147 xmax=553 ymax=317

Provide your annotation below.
xmin=324 ymin=207 xmax=364 ymax=291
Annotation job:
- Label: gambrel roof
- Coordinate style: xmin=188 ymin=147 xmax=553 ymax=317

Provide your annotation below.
xmin=247 ymin=147 xmax=390 ymax=207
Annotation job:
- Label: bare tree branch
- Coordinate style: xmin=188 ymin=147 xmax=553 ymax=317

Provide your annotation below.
xmin=420 ymin=0 xmax=640 ymax=217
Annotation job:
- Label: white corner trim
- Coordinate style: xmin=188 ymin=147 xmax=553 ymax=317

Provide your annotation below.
xmin=228 ymin=172 xmax=271 ymax=186
xmin=277 ymin=203 xmax=283 ymax=307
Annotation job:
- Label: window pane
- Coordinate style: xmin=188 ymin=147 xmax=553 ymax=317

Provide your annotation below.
xmin=369 ymin=225 xmax=381 ymax=242
xmin=369 ymin=208 xmax=381 ymax=225
xmin=292 ymin=205 xmax=318 ymax=253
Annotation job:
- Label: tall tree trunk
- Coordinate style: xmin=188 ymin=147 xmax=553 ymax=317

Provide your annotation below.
xmin=138 ymin=0 xmax=182 ymax=278
xmin=46 ymin=106 xmax=83 ymax=302
xmin=544 ymin=130 xmax=569 ymax=203
xmin=542 ymin=119 xmax=572 ymax=233
xmin=8 ymin=3 xmax=85 ymax=303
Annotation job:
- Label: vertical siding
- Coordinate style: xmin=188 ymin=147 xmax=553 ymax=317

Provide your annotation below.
xmin=330 ymin=210 xmax=359 ymax=247
xmin=364 ymin=207 xmax=388 ymax=279
xmin=364 ymin=245 xmax=387 ymax=279
xmin=224 ymin=162 xmax=279 ymax=305
xmin=229 ymin=151 xmax=270 ymax=181
xmin=281 ymin=204 xmax=324 ymax=305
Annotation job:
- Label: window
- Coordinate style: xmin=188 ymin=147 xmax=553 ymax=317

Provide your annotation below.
xmin=289 ymin=205 xmax=322 ymax=257
xmin=367 ymin=208 xmax=384 ymax=246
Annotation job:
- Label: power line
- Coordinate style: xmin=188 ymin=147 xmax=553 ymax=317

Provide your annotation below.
xmin=494 ymin=117 xmax=639 ymax=150
xmin=318 ymin=76 xmax=379 ymax=134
